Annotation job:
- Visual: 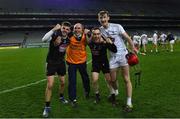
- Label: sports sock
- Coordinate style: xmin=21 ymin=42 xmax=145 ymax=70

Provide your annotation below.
xmin=111 ymin=94 xmax=115 ymax=102
xmin=110 ymin=87 xmax=115 ymax=94
xmin=95 ymin=93 xmax=100 ymax=98
xmin=115 ymin=89 xmax=119 ymax=96
xmin=60 ymin=93 xmax=63 ymax=98
xmin=127 ymin=97 xmax=132 ymax=106
xmin=45 ymin=102 xmax=50 ymax=107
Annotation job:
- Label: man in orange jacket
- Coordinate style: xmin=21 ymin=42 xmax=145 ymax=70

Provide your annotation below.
xmin=66 ymin=23 xmax=90 ymax=107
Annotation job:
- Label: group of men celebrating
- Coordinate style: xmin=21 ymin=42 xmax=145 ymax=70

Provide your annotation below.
xmin=42 ymin=10 xmax=137 ymax=118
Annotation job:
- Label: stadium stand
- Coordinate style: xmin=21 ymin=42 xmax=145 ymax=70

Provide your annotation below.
xmin=0 ymin=0 xmax=179 ymax=45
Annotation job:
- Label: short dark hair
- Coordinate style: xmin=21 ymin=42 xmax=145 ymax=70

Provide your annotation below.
xmin=91 ymin=27 xmax=100 ymax=31
xmin=61 ymin=21 xmax=71 ymax=27
xmin=98 ymin=10 xmax=109 ymax=17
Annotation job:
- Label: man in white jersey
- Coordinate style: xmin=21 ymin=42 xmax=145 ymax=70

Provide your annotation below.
xmin=98 ymin=11 xmax=137 ymax=112
xmin=151 ymin=31 xmax=158 ymax=52
xmin=133 ymin=33 xmax=141 ymax=52
xmin=159 ymin=32 xmax=167 ymax=51
xmin=140 ymin=33 xmax=148 ymax=53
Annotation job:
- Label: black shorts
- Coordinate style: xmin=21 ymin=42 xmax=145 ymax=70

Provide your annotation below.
xmin=46 ymin=61 xmax=66 ymax=76
xmin=91 ymin=60 xmax=110 ymax=74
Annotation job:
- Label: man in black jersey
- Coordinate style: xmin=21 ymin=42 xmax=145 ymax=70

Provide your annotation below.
xmin=88 ymin=28 xmax=117 ymax=105
xmin=42 ymin=22 xmax=71 ymax=118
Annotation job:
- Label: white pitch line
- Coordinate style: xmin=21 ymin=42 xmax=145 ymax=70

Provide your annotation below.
xmin=0 ymin=60 xmax=92 ymax=95
xmin=0 ymin=79 xmax=46 ymax=94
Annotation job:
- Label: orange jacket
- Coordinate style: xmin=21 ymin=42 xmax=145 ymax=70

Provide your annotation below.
xmin=66 ymin=34 xmax=87 ymax=64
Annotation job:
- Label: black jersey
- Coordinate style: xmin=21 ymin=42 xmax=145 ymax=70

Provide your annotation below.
xmin=88 ymin=40 xmax=117 ymax=62
xmin=46 ymin=32 xmax=69 ymax=64
xmin=166 ymin=34 xmax=174 ymax=41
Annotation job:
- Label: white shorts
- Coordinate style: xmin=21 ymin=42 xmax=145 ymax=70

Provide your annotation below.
xmin=109 ymin=49 xmax=128 ymax=69
xmin=142 ymin=39 xmax=148 ymax=45
xmin=152 ymin=40 xmax=157 ymax=45
xmin=170 ymin=40 xmax=175 ymax=44
xmin=133 ymin=40 xmax=138 ymax=45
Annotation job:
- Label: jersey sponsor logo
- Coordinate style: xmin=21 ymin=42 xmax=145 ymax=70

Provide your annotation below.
xmin=59 ymin=44 xmax=68 ymax=52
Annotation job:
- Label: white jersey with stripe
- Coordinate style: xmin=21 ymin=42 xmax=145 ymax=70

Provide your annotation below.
xmin=160 ymin=33 xmax=167 ymax=42
xmin=99 ymin=23 xmax=126 ymax=56
xmin=140 ymin=34 xmax=148 ymax=44
xmin=153 ymin=33 xmax=158 ymax=42
xmin=133 ymin=35 xmax=141 ymax=45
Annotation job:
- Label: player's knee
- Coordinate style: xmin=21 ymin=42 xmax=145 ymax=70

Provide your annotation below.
xmin=61 ymin=82 xmax=65 ymax=87
xmin=92 ymin=79 xmax=98 ymax=84
xmin=124 ymin=78 xmax=131 ymax=84
xmin=110 ymin=79 xmax=115 ymax=84
xmin=47 ymin=83 xmax=53 ymax=90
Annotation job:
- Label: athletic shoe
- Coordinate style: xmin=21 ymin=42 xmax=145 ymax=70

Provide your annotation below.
xmin=107 ymin=95 xmax=112 ymax=102
xmin=111 ymin=99 xmax=119 ymax=107
xmin=59 ymin=97 xmax=68 ymax=104
xmin=94 ymin=96 xmax=100 ymax=104
xmin=124 ymin=105 xmax=133 ymax=112
xmin=71 ymin=99 xmax=77 ymax=108
xmin=85 ymin=92 xmax=90 ymax=99
xmin=42 ymin=106 xmax=51 ymax=118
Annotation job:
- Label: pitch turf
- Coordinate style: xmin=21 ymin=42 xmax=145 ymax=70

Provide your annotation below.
xmin=0 ymin=43 xmax=180 ymax=118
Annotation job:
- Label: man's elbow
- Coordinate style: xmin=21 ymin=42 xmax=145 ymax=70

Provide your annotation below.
xmin=42 ymin=37 xmax=46 ymax=42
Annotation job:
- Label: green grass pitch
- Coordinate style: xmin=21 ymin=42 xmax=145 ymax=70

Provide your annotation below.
xmin=0 ymin=43 xmax=180 ymax=118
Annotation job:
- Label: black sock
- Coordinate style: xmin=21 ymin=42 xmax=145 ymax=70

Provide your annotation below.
xmin=45 ymin=102 xmax=50 ymax=107
xmin=111 ymin=94 xmax=115 ymax=102
xmin=95 ymin=93 xmax=100 ymax=98
xmin=60 ymin=93 xmax=63 ymax=98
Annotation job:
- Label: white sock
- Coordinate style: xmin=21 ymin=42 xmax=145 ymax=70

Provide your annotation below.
xmin=95 ymin=91 xmax=99 ymax=94
xmin=127 ymin=97 xmax=132 ymax=106
xmin=110 ymin=88 xmax=115 ymax=94
xmin=115 ymin=89 xmax=119 ymax=96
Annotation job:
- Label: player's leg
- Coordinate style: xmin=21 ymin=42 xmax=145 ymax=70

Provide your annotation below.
xmin=121 ymin=65 xmax=133 ymax=112
xmin=108 ymin=56 xmax=120 ymax=105
xmin=92 ymin=72 xmax=100 ymax=103
xmin=43 ymin=75 xmax=55 ymax=117
xmin=103 ymin=60 xmax=119 ymax=96
xmin=170 ymin=40 xmax=174 ymax=52
xmin=45 ymin=76 xmax=55 ymax=105
xmin=155 ymin=43 xmax=158 ymax=52
xmin=43 ymin=63 xmax=56 ymax=117
xmin=58 ymin=75 xmax=68 ymax=104
xmin=109 ymin=68 xmax=118 ymax=106
xmin=57 ymin=61 xmax=68 ymax=104
xmin=143 ymin=43 xmax=146 ymax=53
xmin=151 ymin=41 xmax=155 ymax=52
xmin=67 ymin=63 xmax=77 ymax=107
xmin=78 ymin=62 xmax=90 ymax=99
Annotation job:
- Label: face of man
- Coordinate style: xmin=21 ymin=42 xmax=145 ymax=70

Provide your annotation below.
xmin=54 ymin=36 xmax=61 ymax=46
xmin=92 ymin=29 xmax=101 ymax=42
xmin=61 ymin=25 xmax=71 ymax=37
xmin=98 ymin=13 xmax=110 ymax=27
xmin=73 ymin=23 xmax=83 ymax=36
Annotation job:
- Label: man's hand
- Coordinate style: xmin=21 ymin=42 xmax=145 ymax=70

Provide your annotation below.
xmin=132 ymin=46 xmax=138 ymax=54
xmin=100 ymin=37 xmax=106 ymax=43
xmin=84 ymin=29 xmax=90 ymax=34
xmin=106 ymin=37 xmax=113 ymax=44
xmin=52 ymin=24 xmax=61 ymax=32
xmin=54 ymin=36 xmax=62 ymax=46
